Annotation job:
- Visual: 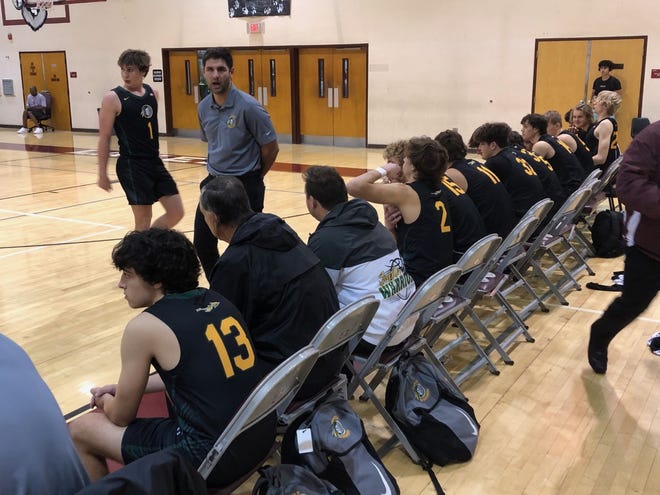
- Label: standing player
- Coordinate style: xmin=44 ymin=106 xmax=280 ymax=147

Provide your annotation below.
xmin=97 ymin=49 xmax=184 ymax=231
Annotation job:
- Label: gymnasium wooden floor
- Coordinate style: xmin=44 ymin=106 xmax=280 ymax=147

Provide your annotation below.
xmin=1 ymin=128 xmax=658 ymax=494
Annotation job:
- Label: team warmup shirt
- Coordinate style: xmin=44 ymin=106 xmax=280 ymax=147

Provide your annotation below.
xmin=509 ymin=145 xmax=564 ymax=208
xmin=559 ymin=129 xmax=595 ymax=175
xmin=585 ymin=117 xmax=620 ymax=170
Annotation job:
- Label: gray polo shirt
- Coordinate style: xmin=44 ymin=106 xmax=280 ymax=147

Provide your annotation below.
xmin=198 ymin=85 xmax=277 ymax=176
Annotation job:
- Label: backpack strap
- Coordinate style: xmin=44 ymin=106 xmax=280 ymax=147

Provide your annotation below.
xmin=420 ymin=458 xmax=445 ymax=495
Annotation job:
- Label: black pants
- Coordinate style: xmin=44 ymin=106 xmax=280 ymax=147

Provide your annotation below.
xmin=590 ymin=246 xmax=660 ymax=348
xmin=194 ymin=172 xmax=265 ymax=279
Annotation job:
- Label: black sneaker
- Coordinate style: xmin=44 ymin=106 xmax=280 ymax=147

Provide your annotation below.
xmin=647 ymin=332 xmax=660 ymax=356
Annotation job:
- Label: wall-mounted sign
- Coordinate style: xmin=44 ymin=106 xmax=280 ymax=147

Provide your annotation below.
xmin=152 ymin=69 xmax=163 ymax=83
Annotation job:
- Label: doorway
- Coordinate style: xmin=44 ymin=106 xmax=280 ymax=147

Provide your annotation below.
xmin=232 ymin=48 xmax=293 ymax=143
xmin=533 ymin=36 xmax=646 ymax=151
xmin=298 ymin=46 xmax=367 ymax=147
xmin=19 ymin=51 xmax=71 ymax=130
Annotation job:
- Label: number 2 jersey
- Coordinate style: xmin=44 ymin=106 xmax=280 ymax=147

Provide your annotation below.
xmin=112 ymin=83 xmax=159 ymax=158
xmin=145 ymin=288 xmax=270 ymax=456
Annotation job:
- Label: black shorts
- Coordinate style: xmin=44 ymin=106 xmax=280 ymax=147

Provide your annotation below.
xmin=30 ymin=108 xmax=48 ymax=120
xmin=116 ymin=156 xmax=179 ymax=205
xmin=121 ymin=413 xmax=276 ymax=487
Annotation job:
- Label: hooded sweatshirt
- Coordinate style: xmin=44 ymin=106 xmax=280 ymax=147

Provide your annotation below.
xmin=309 ymin=199 xmax=416 ymax=346
xmin=210 ymin=213 xmax=339 ymax=363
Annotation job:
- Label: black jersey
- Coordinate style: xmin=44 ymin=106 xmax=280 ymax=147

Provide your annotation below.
xmin=112 ymin=84 xmax=159 ymax=158
xmin=485 ymin=149 xmax=547 ymax=220
xmin=585 ymin=117 xmax=620 ymax=170
xmin=559 ymin=130 xmax=595 ymax=175
xmin=451 ymin=159 xmax=516 ymax=238
xmin=439 ymin=175 xmax=486 ymax=259
xmin=145 ymin=288 xmax=268 ymax=446
xmin=539 ymin=134 xmax=586 ymax=196
xmin=395 ymin=180 xmax=454 ymax=287
xmin=509 ymin=146 xmax=563 ymax=212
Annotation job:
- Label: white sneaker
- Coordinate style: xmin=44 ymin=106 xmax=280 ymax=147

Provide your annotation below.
xmin=33 ymin=127 xmax=43 ymax=134
xmin=17 ymin=127 xmax=28 ymax=134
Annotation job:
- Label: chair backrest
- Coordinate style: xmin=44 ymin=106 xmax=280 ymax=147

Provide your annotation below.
xmin=391 ymin=264 xmax=463 ymax=331
xmin=455 ymin=234 xmax=502 ymax=296
xmin=521 ymin=186 xmax=593 ymax=260
xmin=519 ymin=198 xmax=555 ymax=226
xmin=490 ymin=215 xmax=540 ymax=273
xmin=197 ymin=346 xmax=319 ymax=480
xmin=309 ymin=296 xmax=380 ymax=356
xmin=593 ymin=156 xmax=622 ymax=196
xmin=40 ymin=90 xmax=52 ymax=115
xmin=631 ymin=117 xmax=650 ymax=138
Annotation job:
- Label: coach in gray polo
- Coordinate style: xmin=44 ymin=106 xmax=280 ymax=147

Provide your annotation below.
xmin=194 ymin=47 xmax=279 ymax=278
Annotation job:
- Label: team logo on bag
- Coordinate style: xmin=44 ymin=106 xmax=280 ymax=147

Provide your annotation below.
xmin=330 ymin=415 xmax=350 ymax=439
xmin=412 ymin=380 xmax=430 ymax=402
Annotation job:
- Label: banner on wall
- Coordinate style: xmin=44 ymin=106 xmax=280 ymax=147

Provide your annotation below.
xmin=228 ymin=0 xmax=290 ymax=17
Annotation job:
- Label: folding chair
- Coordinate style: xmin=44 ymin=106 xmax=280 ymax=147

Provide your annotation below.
xmin=509 ymin=186 xmax=595 ymax=308
xmin=198 ymin=346 xmax=319 ymax=494
xmin=423 ymin=234 xmax=511 ymax=384
xmin=277 ymin=295 xmax=380 ymax=427
xmin=346 ymin=264 xmax=464 ymax=464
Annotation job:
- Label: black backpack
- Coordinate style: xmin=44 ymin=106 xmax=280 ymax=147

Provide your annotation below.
xmin=590 ymin=210 xmax=625 ymax=258
xmin=385 ymin=352 xmax=480 ymax=466
xmin=281 ymin=395 xmax=400 ymax=495
xmin=252 ymin=464 xmax=342 ymax=495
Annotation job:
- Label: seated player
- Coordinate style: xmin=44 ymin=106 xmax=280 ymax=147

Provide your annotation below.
xmin=18 ymin=86 xmax=47 ymax=134
xmin=303 ymin=165 xmax=417 ymax=354
xmin=68 ymin=229 xmax=275 ymax=486
xmin=544 ymin=110 xmax=595 ymax=175
xmin=381 ymin=137 xmax=485 ymax=261
xmin=200 ymin=176 xmax=341 ymax=399
xmin=469 ymin=122 xmax=547 ymax=220
xmin=520 ymin=113 xmax=586 ymax=198
xmin=435 ymin=129 xmax=517 ymax=238
xmin=347 ymin=136 xmax=454 ymax=287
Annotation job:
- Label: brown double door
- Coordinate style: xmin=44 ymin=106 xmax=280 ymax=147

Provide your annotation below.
xmin=533 ymin=37 xmax=646 ymax=152
xmin=19 ymin=51 xmax=71 ymax=130
xmin=298 ymin=47 xmax=367 ymax=147
xmin=232 ymin=49 xmax=293 ymax=142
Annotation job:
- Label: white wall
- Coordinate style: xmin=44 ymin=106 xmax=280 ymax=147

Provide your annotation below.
xmin=0 ymin=0 xmax=658 ymax=144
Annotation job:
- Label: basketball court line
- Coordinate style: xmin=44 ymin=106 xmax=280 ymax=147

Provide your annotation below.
xmin=546 ymin=302 xmax=660 ymax=325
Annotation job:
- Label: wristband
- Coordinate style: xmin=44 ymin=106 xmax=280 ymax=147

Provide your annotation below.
xmin=375 ymin=166 xmax=388 ymax=178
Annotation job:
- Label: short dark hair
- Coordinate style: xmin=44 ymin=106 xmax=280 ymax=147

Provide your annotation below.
xmin=203 ymin=47 xmax=233 ymax=69
xmin=521 ymin=113 xmax=548 ymax=135
xmin=405 ymin=136 xmax=449 ymax=185
xmin=434 ymin=129 xmax=467 ymax=161
xmin=117 ymin=49 xmax=151 ymax=76
xmin=598 ymin=59 xmax=614 ymax=70
xmin=544 ymin=110 xmax=563 ymax=126
xmin=469 ymin=122 xmax=511 ymax=149
xmin=112 ymin=229 xmax=200 ymax=294
xmin=508 ymin=130 xmax=524 ymax=147
xmin=302 ymin=165 xmax=348 ymax=210
xmin=200 ymin=176 xmax=253 ymax=229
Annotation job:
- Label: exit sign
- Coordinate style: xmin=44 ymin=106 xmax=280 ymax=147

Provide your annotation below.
xmin=651 ymin=69 xmax=660 ymax=79
xmin=247 ymin=22 xmax=264 ymax=34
